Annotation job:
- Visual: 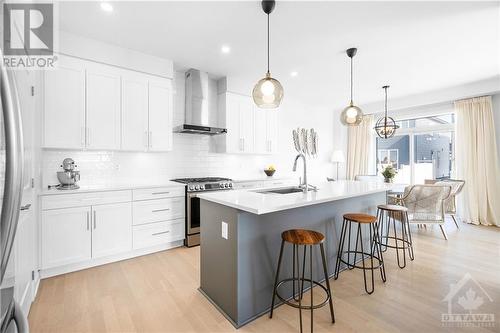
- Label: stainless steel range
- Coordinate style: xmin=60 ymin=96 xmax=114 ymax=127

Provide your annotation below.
xmin=171 ymin=177 xmax=233 ymax=247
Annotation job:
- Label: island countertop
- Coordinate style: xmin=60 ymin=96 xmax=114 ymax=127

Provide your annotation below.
xmin=197 ymin=180 xmax=394 ymax=215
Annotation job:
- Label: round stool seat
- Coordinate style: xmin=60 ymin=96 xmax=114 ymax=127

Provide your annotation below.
xmin=377 ymin=204 xmax=408 ymax=212
xmin=343 ymin=213 xmax=377 ymax=224
xmin=281 ymin=229 xmax=325 ymax=245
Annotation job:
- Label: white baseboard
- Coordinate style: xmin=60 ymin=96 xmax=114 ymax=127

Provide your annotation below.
xmin=40 ymin=240 xmax=184 ymax=279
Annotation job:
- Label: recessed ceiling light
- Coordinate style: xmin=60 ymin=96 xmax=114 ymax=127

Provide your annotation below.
xmin=100 ymin=2 xmax=113 ymax=12
xmin=290 ymin=71 xmax=298 ymax=77
xmin=221 ymin=45 xmax=231 ymax=54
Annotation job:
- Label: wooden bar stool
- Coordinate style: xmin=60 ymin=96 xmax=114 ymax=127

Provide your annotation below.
xmin=376 ymin=204 xmax=414 ymax=269
xmin=270 ymin=229 xmax=335 ymax=333
xmin=334 ymin=213 xmax=386 ymax=294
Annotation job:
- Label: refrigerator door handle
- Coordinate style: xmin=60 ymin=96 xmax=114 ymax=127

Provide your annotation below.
xmin=0 ymin=48 xmax=25 ymax=283
xmin=12 ymin=301 xmax=29 ymax=333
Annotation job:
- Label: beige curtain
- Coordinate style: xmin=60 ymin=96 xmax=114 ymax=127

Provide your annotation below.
xmin=455 ymin=96 xmax=500 ymax=226
xmin=346 ymin=115 xmax=374 ymax=180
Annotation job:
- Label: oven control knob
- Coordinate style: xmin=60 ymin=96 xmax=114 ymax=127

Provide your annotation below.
xmin=200 ymin=185 xmax=205 ymax=190
xmin=224 ymin=183 xmax=229 ymax=188
xmin=195 ymin=185 xmax=200 ymax=190
xmin=229 ymin=183 xmax=233 ymax=188
xmin=220 ymin=184 xmax=224 ymax=188
xmin=188 ymin=186 xmax=194 ymax=191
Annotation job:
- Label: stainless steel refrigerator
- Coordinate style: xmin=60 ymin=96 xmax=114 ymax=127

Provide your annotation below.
xmin=0 ymin=48 xmax=29 ymax=332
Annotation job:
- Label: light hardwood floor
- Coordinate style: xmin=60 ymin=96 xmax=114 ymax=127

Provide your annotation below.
xmin=29 ymin=220 xmax=500 ymax=333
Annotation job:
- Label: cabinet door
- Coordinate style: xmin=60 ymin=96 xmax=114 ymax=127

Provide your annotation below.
xmin=43 ymin=55 xmax=86 ymax=148
xmin=86 ymin=64 xmax=121 ymax=150
xmin=266 ymin=109 xmax=279 ymax=153
xmin=148 ymin=78 xmax=173 ymax=152
xmin=91 ymin=202 xmax=132 ymax=259
xmin=254 ymin=107 xmax=268 ymax=154
xmin=239 ymin=97 xmax=255 ymax=153
xmin=41 ymin=206 xmax=91 ymax=269
xmin=224 ymin=93 xmax=242 ymax=153
xmin=122 ymin=73 xmax=148 ymax=151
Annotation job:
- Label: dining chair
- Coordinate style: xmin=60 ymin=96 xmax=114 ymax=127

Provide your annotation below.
xmin=434 ymin=179 xmax=465 ymax=229
xmin=399 ymin=184 xmax=452 ymax=240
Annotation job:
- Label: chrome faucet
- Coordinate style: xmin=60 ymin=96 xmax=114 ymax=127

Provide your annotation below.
xmin=293 ymin=153 xmax=307 ymax=192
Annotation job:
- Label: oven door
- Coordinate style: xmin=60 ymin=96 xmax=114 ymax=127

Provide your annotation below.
xmin=186 ymin=191 xmax=201 ymax=235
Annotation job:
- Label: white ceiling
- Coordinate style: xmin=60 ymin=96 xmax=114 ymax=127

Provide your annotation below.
xmin=59 ymin=1 xmax=500 ymax=109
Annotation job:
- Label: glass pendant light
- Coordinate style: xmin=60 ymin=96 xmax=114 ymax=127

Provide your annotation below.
xmin=374 ymin=85 xmax=399 ymax=139
xmin=252 ymin=0 xmax=283 ymax=109
xmin=340 ymin=48 xmax=363 ymax=126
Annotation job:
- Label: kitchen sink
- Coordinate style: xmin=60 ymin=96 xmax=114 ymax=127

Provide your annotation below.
xmin=256 ymin=186 xmax=309 ymax=194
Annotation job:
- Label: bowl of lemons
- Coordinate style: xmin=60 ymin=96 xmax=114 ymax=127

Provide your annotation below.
xmin=264 ymin=165 xmax=276 ymax=177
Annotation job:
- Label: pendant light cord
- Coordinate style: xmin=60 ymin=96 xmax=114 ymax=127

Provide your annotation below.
xmin=350 ymin=56 xmax=353 ymax=104
xmin=384 ymin=86 xmax=388 ymax=127
xmin=267 ymin=13 xmax=270 ymax=74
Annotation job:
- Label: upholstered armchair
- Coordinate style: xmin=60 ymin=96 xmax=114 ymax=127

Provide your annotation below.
xmin=434 ymin=179 xmax=465 ymax=229
xmin=400 ymin=185 xmax=452 ymax=239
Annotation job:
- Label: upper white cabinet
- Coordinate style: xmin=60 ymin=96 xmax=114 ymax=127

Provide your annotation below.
xmin=43 ymin=55 xmax=86 ymax=149
xmin=148 ymin=79 xmax=173 ymax=152
xmin=217 ymin=92 xmax=278 ymax=154
xmin=86 ymin=63 xmax=121 ymax=150
xmin=43 ymin=55 xmax=173 ymax=152
xmin=121 ymin=73 xmax=149 ymax=151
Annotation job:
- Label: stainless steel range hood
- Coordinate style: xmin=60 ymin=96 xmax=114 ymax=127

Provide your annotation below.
xmin=174 ymin=69 xmax=227 ymax=135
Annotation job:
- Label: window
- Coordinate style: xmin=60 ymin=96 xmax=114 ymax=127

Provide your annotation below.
xmin=376 ymin=113 xmax=455 ymax=184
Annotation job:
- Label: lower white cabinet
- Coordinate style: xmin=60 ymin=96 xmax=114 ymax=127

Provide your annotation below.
xmin=40 ymin=186 xmax=185 ymax=276
xmin=91 ymin=202 xmax=132 ymax=259
xmin=42 ymin=206 xmax=92 ymax=269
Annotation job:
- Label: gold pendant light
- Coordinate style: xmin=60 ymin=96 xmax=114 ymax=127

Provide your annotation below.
xmin=340 ymin=48 xmax=363 ymax=126
xmin=252 ymin=0 xmax=283 ymax=109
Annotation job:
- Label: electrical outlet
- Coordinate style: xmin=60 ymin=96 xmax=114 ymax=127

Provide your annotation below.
xmin=221 ymin=221 xmax=228 ymax=239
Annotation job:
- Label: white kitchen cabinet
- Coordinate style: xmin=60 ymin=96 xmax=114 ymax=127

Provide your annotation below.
xmin=218 ymin=92 xmax=278 ymax=154
xmin=91 ymin=202 xmax=132 ymax=258
xmin=86 ymin=63 xmax=121 ymax=150
xmin=148 ymin=78 xmax=173 ymax=151
xmin=121 ymin=73 xmax=149 ymax=151
xmin=41 ymin=206 xmax=92 ymax=269
xmin=266 ymin=110 xmax=279 ymax=153
xmin=219 ymin=92 xmax=255 ymax=153
xmin=43 ymin=55 xmax=86 ymax=148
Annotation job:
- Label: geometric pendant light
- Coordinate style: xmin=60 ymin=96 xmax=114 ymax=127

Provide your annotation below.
xmin=340 ymin=47 xmax=363 ymax=126
xmin=374 ymin=85 xmax=399 ymax=139
xmin=252 ymin=0 xmax=284 ymax=109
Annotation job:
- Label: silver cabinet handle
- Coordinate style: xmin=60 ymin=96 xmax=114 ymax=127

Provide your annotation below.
xmin=86 ymin=128 xmax=91 ymax=146
xmin=152 ymin=191 xmax=170 ymax=195
xmin=144 ymin=131 xmax=148 ymax=148
xmin=152 ymin=208 xmax=170 ymax=213
xmin=86 ymin=211 xmax=89 ymax=230
xmin=20 ymin=204 xmax=31 ymax=211
xmin=93 ymin=210 xmax=96 ymax=229
xmin=152 ymin=230 xmax=170 ymax=236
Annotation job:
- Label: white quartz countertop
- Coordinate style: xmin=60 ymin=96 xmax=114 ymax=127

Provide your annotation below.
xmin=197 ymin=180 xmax=394 ymax=215
xmin=39 ymin=181 xmax=185 ymax=196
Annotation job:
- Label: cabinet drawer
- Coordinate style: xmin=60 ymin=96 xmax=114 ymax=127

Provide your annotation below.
xmin=132 ymin=197 xmax=184 ymax=225
xmin=132 ymin=187 xmax=184 ymax=201
xmin=42 ymin=190 xmax=132 ymax=210
xmin=133 ymin=219 xmax=184 ymax=250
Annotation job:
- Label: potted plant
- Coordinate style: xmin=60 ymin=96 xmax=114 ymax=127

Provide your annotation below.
xmin=381 ymin=165 xmax=397 ymax=183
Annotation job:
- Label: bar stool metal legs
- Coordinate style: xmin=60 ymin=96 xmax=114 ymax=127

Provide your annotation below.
xmin=269 ymin=229 xmax=335 ymax=333
xmin=334 ymin=214 xmax=386 ymax=295
xmin=376 ymin=205 xmax=414 ymax=269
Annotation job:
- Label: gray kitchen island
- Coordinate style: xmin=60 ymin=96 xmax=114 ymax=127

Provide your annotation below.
xmin=198 ymin=180 xmax=392 ymax=328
